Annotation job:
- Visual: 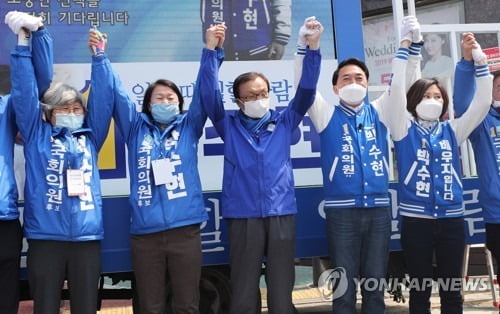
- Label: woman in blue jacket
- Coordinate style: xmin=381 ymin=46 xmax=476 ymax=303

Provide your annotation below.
xmin=386 ymin=32 xmax=492 ymax=313
xmin=10 ymin=27 xmax=114 ymax=313
xmin=201 ymin=19 xmax=322 ymax=314
xmin=109 ymin=25 xmax=225 ymax=313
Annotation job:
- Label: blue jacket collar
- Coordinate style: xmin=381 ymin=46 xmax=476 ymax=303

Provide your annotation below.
xmin=141 ymin=112 xmax=185 ymax=136
xmin=490 ymin=106 xmax=500 ymax=118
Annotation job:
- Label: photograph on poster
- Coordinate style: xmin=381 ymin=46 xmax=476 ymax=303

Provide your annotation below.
xmin=201 ymin=0 xmax=291 ymax=61
xmin=362 ymin=2 xmax=463 ymax=88
xmin=421 ymin=31 xmax=454 ymax=87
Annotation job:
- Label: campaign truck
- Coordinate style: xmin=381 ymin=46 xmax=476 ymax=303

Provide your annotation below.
xmin=1 ymin=0 xmax=494 ymax=313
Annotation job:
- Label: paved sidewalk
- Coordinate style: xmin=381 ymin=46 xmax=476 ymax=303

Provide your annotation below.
xmin=18 ymin=300 xmax=134 ymax=314
xmin=18 ymin=278 xmax=500 ymax=313
xmin=262 ymin=279 xmax=500 ymax=313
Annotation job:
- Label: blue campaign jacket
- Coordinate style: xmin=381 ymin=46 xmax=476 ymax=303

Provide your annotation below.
xmin=0 ymin=95 xmax=19 ymax=220
xmin=0 ymin=28 xmax=53 ymax=220
xmin=202 ymin=48 xmax=321 ymax=218
xmin=112 ymin=48 xmax=223 ymax=235
xmin=11 ymin=46 xmax=114 ymax=241
xmin=320 ymin=103 xmax=390 ymax=209
xmin=394 ymin=122 xmax=464 ymax=218
xmin=201 ymin=0 xmax=291 ymax=59
xmin=454 ymin=59 xmax=500 ymax=223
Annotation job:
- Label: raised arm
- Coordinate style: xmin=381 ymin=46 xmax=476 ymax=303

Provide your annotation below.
xmin=86 ymin=29 xmax=115 ymax=150
xmin=286 ymin=18 xmax=322 ymax=127
xmin=5 ymin=11 xmax=53 ymax=96
xmin=96 ymin=30 xmax=141 ymax=142
xmin=31 ymin=28 xmax=53 ymax=95
xmin=406 ymin=41 xmax=423 ymax=92
xmin=187 ymin=23 xmax=225 ymax=138
xmin=453 ymin=33 xmax=476 ymax=117
xmin=110 ymin=70 xmax=139 ymax=142
xmin=451 ymin=36 xmax=492 ymax=144
xmin=293 ymin=17 xmax=329 ymax=132
xmin=10 ymin=32 xmax=42 ymax=143
xmin=201 ymin=24 xmax=228 ymax=140
xmin=374 ymin=16 xmax=422 ymax=141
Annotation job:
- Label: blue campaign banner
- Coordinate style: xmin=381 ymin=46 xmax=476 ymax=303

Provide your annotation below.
xmin=0 ymin=0 xmax=336 ymax=64
xmin=17 ymin=177 xmax=485 ymax=273
xmin=95 ymin=179 xmax=486 ymax=273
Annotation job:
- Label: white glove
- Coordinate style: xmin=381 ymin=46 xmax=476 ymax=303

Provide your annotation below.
xmin=5 ymin=11 xmax=42 ymax=34
xmin=472 ymin=44 xmax=487 ymax=64
xmin=400 ymin=16 xmax=415 ymax=43
xmin=410 ymin=17 xmax=422 ymax=43
xmin=297 ymin=16 xmax=317 ymax=49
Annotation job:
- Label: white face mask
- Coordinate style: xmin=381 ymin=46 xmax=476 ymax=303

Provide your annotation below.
xmin=338 ymin=83 xmax=367 ymax=106
xmin=493 ymin=100 xmax=500 ymax=109
xmin=54 ymin=113 xmax=84 ymax=131
xmin=243 ymin=98 xmax=270 ymax=119
xmin=416 ymin=98 xmax=443 ymax=121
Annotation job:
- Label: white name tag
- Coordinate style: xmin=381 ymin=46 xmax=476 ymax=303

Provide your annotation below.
xmin=151 ymin=158 xmax=175 ymax=186
xmin=66 ymin=169 xmax=85 ymax=196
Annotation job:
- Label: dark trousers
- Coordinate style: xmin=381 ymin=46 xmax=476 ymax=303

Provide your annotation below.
xmin=131 ymin=224 xmax=202 ymax=314
xmin=326 ymin=206 xmax=391 ymax=314
xmin=27 ymin=239 xmax=101 ymax=314
xmin=486 ymin=223 xmax=500 ymax=287
xmin=0 ymin=219 xmax=22 ymax=314
xmin=401 ymin=216 xmax=466 ymax=314
xmin=228 ymin=215 xmax=296 ymax=314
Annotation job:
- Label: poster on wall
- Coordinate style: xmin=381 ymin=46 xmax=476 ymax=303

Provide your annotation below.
xmin=362 ymin=2 xmax=463 ymax=87
xmin=483 ymin=47 xmax=500 ymax=72
xmin=0 ymin=0 xmax=336 ymax=63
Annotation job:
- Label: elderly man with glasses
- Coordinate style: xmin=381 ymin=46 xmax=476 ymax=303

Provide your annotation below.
xmin=201 ymin=18 xmax=323 ymax=314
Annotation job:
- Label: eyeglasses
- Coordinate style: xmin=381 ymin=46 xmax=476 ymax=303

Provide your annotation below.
xmin=53 ymin=106 xmax=85 ymax=115
xmin=240 ymin=92 xmax=269 ymax=102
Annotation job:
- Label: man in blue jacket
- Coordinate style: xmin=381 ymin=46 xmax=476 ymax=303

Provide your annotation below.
xmin=202 ymin=18 xmax=322 ymax=314
xmin=1 ymin=11 xmax=53 ymax=314
xmin=453 ymin=36 xmax=500 ymax=296
xmin=294 ymin=16 xmax=424 ymax=314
